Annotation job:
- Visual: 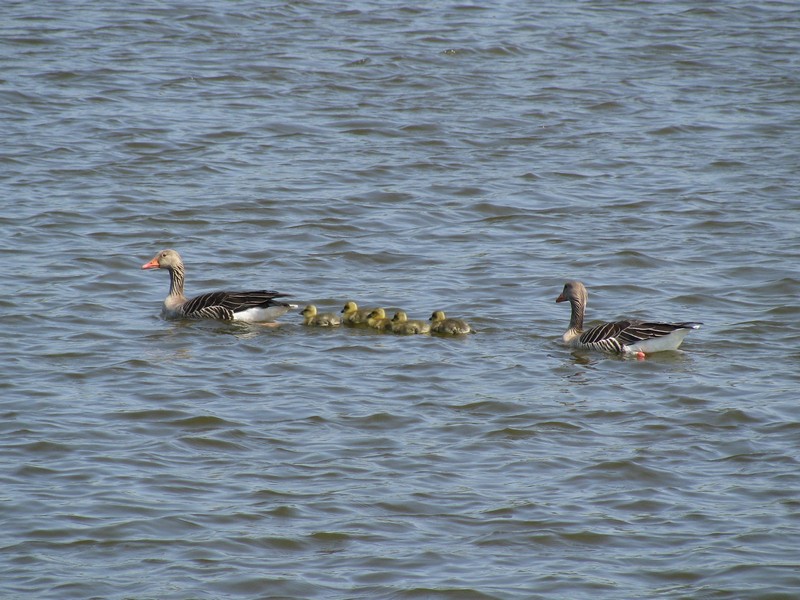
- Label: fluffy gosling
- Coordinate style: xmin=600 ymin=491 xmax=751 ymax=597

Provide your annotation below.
xmin=341 ymin=301 xmax=373 ymax=325
xmin=366 ymin=308 xmax=394 ymax=331
xmin=391 ymin=310 xmax=431 ymax=334
xmin=300 ymin=305 xmax=341 ymax=327
xmin=429 ymin=310 xmax=475 ymax=335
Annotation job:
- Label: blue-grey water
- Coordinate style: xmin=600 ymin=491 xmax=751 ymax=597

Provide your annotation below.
xmin=2 ymin=1 xmax=800 ymax=598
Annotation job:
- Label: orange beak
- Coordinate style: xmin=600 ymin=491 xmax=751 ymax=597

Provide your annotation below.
xmin=555 ymin=293 xmax=566 ymax=303
xmin=141 ymin=257 xmax=160 ymax=270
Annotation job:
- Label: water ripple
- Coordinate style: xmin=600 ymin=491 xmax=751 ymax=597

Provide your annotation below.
xmin=2 ymin=1 xmax=800 ymax=598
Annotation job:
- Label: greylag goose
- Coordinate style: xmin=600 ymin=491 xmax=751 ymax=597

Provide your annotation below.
xmin=341 ymin=301 xmax=373 ymax=325
xmin=300 ymin=305 xmax=341 ymax=327
xmin=429 ymin=310 xmax=475 ymax=335
xmin=366 ymin=308 xmax=393 ymax=331
xmin=142 ymin=249 xmax=294 ymax=322
xmin=391 ymin=310 xmax=430 ymax=335
xmin=556 ymin=281 xmax=701 ymax=356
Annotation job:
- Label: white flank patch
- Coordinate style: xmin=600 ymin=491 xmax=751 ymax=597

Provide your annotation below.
xmin=233 ymin=305 xmax=292 ymax=323
xmin=623 ymin=328 xmax=693 ymax=354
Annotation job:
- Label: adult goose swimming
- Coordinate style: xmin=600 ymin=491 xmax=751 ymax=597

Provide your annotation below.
xmin=556 ymin=281 xmax=701 ymax=357
xmin=142 ymin=249 xmax=295 ymax=323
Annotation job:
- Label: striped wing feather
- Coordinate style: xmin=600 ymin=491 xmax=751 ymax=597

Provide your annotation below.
xmin=616 ymin=321 xmax=692 ymax=346
xmin=580 ymin=321 xmax=630 ymax=345
xmin=182 ymin=290 xmax=288 ymax=319
xmin=580 ymin=320 xmax=699 ymax=351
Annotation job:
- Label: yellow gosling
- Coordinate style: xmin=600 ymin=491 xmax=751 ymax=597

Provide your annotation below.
xmin=300 ymin=304 xmax=341 ymax=327
xmin=366 ymin=308 xmax=393 ymax=331
xmin=429 ymin=310 xmax=475 ymax=335
xmin=340 ymin=301 xmax=373 ymax=325
xmin=391 ymin=310 xmax=431 ymax=335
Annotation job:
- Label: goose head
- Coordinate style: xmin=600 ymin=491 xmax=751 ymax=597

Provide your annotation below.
xmin=142 ymin=249 xmax=183 ymax=270
xmin=556 ymin=281 xmax=588 ymax=306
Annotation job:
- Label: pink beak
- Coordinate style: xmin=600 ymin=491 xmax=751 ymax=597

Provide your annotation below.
xmin=141 ymin=257 xmax=160 ymax=270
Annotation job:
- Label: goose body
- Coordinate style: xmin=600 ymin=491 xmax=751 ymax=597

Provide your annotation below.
xmin=391 ymin=311 xmax=430 ymax=335
xmin=341 ymin=301 xmax=373 ymax=325
xmin=300 ymin=305 xmax=341 ymax=327
xmin=366 ymin=308 xmax=393 ymax=331
xmin=556 ymin=281 xmax=700 ymax=355
xmin=429 ymin=310 xmax=475 ymax=335
xmin=142 ymin=249 xmax=294 ymax=322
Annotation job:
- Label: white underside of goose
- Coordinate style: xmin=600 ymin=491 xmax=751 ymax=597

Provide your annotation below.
xmin=226 ymin=305 xmax=293 ymax=323
xmin=617 ymin=326 xmax=698 ymax=354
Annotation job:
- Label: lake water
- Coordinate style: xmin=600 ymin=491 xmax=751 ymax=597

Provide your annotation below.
xmin=2 ymin=1 xmax=800 ymax=598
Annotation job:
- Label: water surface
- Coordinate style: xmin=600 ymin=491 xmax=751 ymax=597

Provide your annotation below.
xmin=2 ymin=1 xmax=800 ymax=598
